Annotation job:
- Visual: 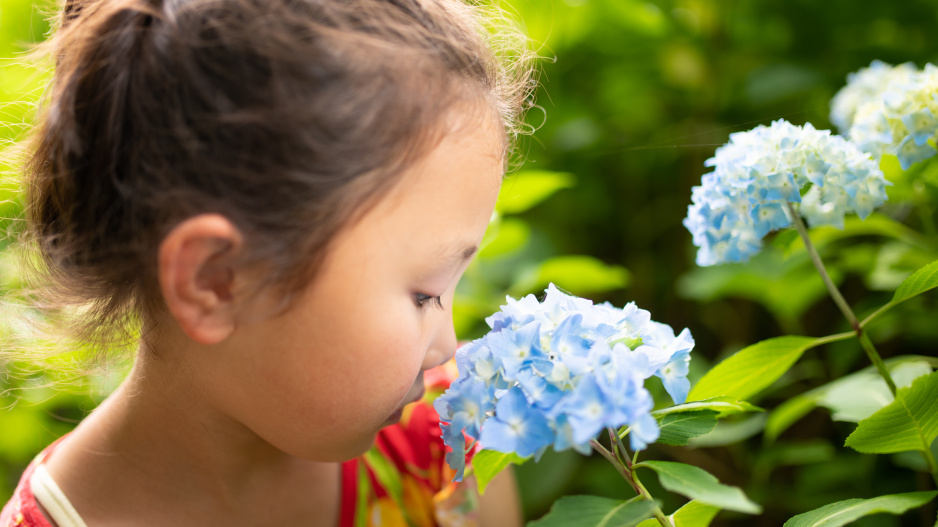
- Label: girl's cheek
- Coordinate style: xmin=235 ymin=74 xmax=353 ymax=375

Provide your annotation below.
xmin=366 ymin=310 xmax=424 ymax=382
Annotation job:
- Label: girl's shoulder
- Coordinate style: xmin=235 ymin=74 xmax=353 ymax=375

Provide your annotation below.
xmin=339 ymin=360 xmax=480 ymax=527
xmin=0 ymin=437 xmax=69 ymax=527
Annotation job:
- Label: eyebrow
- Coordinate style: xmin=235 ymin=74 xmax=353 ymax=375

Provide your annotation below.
xmin=456 ymin=244 xmax=479 ymax=264
xmin=441 ymin=243 xmax=479 ymax=268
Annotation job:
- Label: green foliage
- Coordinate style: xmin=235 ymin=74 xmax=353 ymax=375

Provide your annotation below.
xmin=688 ymin=334 xmax=851 ymax=402
xmin=845 ymin=371 xmax=938 ymax=455
xmin=510 ymin=255 xmax=630 ymax=297
xmin=496 ymin=171 xmax=576 ymax=215
xmin=478 ymin=217 xmax=531 ymax=259
xmin=526 ymin=496 xmax=657 ymax=527
xmin=655 ymin=410 xmax=718 ymax=446
xmin=471 ymin=449 xmax=527 ymax=495
xmin=678 ymin=249 xmax=838 ymax=332
xmin=651 ymin=396 xmax=762 ymax=419
xmin=783 ymin=491 xmax=938 ymax=527
xmin=634 ymin=461 xmax=761 ymax=514
xmin=765 ymin=356 xmax=935 ymax=441
xmin=783 ymin=213 xmax=928 ymax=257
xmin=890 ymin=258 xmax=938 ymax=305
xmin=636 ymin=501 xmax=720 ymax=527
xmin=4 ymin=0 xmax=938 ymax=523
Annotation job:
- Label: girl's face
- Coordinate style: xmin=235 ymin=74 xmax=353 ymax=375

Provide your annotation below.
xmin=210 ymin=113 xmax=504 ymax=462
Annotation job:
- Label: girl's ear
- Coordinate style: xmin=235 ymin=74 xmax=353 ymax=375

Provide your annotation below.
xmin=157 ymin=214 xmax=246 ymax=345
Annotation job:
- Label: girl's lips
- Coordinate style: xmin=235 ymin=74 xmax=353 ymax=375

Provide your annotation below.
xmin=407 ymin=385 xmax=426 ymax=405
xmin=402 ymin=380 xmax=426 ymax=407
xmin=403 ymin=372 xmax=426 ymax=406
xmin=383 ymin=384 xmax=425 ymax=425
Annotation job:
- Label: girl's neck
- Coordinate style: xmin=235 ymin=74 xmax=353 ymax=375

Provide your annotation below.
xmin=42 ymin=340 xmax=341 ymax=526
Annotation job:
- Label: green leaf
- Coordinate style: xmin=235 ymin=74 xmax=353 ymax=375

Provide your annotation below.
xmin=471 ymin=449 xmax=527 ymax=495
xmin=526 ymin=495 xmax=657 ymax=527
xmin=511 ymin=255 xmax=630 ymax=296
xmin=497 ymin=170 xmax=575 ymax=214
xmin=891 ymin=258 xmax=938 ymax=305
xmin=688 ymin=334 xmax=851 ymax=402
xmin=636 ymin=500 xmax=720 ymax=527
xmin=668 ymin=501 xmax=720 ymax=527
xmin=652 ymin=397 xmax=762 ymax=419
xmin=783 ymin=491 xmax=938 ymax=527
xmin=478 ymin=217 xmax=531 ymax=259
xmin=765 ymin=357 xmax=937 ymax=442
xmin=635 ymin=461 xmax=762 ymax=514
xmin=656 ymin=410 xmax=718 ymax=446
xmin=765 ymin=394 xmax=820 ymax=443
xmin=864 ymin=258 xmax=938 ymax=327
xmin=819 ymin=361 xmax=932 ymax=423
xmin=688 ymin=414 xmax=766 ymax=448
xmin=846 ymin=371 xmax=938 ymax=454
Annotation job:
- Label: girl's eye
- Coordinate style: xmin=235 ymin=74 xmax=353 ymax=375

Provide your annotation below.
xmin=414 ymin=293 xmax=444 ymax=311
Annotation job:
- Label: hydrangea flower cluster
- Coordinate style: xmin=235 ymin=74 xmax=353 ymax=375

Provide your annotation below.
xmin=683 ymin=119 xmax=889 ymax=266
xmin=434 ymin=284 xmax=694 ymax=481
xmin=837 ymin=62 xmax=938 ymax=170
xmin=829 ymin=60 xmax=917 ymax=133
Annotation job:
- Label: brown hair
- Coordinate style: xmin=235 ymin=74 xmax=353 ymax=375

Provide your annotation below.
xmin=5 ymin=0 xmax=537 ymax=362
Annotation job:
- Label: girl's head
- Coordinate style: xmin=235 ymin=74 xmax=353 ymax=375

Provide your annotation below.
xmin=10 ymin=0 xmax=536 ymax=459
xmin=19 ymin=0 xmax=535 ymax=351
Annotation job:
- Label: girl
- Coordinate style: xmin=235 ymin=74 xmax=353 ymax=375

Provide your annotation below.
xmin=0 ymin=0 xmax=535 ymax=525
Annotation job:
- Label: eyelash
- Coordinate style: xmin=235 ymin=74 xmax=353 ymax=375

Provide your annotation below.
xmin=414 ymin=293 xmax=444 ymax=311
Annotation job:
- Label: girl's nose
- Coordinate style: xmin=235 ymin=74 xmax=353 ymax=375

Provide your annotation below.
xmin=421 ymin=308 xmax=457 ymax=371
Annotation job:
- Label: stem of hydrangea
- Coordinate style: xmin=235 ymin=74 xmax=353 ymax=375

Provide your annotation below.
xmin=592 ymin=430 xmax=673 ymax=527
xmin=785 ymin=202 xmax=898 ymax=396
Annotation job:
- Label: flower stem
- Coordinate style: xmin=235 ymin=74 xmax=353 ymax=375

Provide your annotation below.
xmin=593 ymin=431 xmax=673 ymax=527
xmin=785 ymin=202 xmax=898 ymax=396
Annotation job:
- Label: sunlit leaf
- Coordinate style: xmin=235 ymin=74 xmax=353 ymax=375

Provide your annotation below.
xmin=479 ymin=217 xmax=531 ymax=259
xmin=636 ymin=500 xmax=720 ymax=527
xmin=766 ymin=358 xmax=935 ymax=442
xmin=511 ymin=255 xmax=629 ymax=296
xmin=864 ymin=258 xmax=938 ymax=327
xmin=635 ymin=461 xmax=761 ymax=514
xmin=784 ymin=491 xmax=937 ymax=527
xmin=688 ymin=334 xmax=851 ymax=402
xmin=526 ymin=495 xmax=657 ymax=527
xmin=892 ymin=258 xmax=938 ymax=305
xmin=845 ymin=372 xmax=938 ymax=454
xmin=496 ymin=170 xmax=575 ymax=214
xmin=471 ymin=449 xmax=527 ymax=495
xmin=819 ymin=361 xmax=931 ymax=423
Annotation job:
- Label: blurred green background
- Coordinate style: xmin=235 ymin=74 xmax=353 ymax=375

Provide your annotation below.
xmin=2 ymin=0 xmax=937 ymax=525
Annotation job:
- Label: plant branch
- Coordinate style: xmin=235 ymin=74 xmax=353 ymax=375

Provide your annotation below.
xmin=859 ymin=302 xmax=894 ymax=329
xmin=592 ymin=435 xmax=672 ymax=527
xmin=786 ymin=202 xmax=898 ymax=396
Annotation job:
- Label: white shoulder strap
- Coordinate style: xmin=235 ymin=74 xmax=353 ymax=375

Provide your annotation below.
xmin=29 ymin=464 xmax=90 ymax=527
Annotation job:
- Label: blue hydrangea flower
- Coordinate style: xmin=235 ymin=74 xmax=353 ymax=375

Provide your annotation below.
xmin=683 ymin=119 xmax=889 ymax=266
xmin=435 ymin=284 xmax=694 ymax=481
xmin=835 ymin=61 xmax=938 ymax=170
